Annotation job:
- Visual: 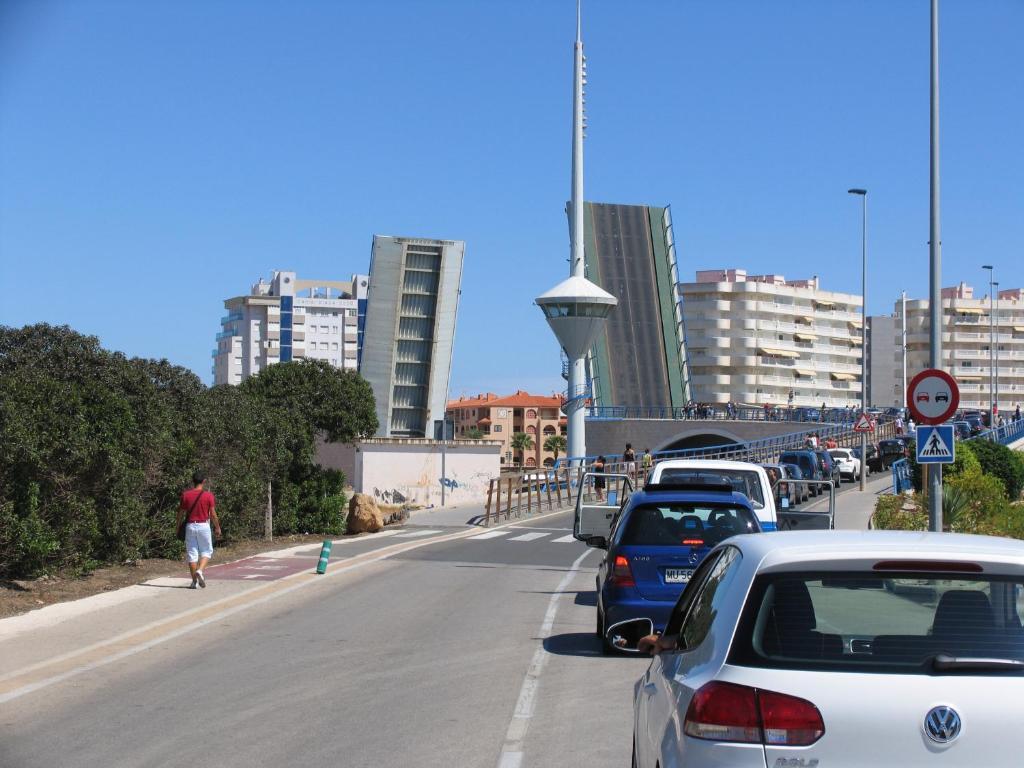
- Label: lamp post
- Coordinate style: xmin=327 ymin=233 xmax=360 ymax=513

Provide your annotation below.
xmin=983 ymin=265 xmax=994 ymax=430
xmin=848 ymin=188 xmax=867 ymax=491
xmin=927 ymin=0 xmax=943 ymax=532
xmin=995 ymin=280 xmax=1000 ymax=429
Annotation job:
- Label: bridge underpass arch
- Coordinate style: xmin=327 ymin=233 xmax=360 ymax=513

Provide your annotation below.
xmin=655 ymin=429 xmax=743 ymax=454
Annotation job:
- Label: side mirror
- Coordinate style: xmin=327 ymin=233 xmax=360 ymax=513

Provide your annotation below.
xmin=605 ymin=618 xmax=654 ymax=653
xmin=585 ymin=535 xmax=609 ymax=549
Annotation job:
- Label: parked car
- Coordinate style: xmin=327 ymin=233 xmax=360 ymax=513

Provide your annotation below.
xmin=877 ymin=438 xmax=908 ymax=469
xmin=780 ymin=462 xmax=811 ymax=503
xmin=964 ymin=414 xmax=985 ymax=436
xmin=647 ymin=460 xmax=778 ymax=531
xmin=761 ymin=463 xmax=799 ymax=509
xmin=813 ymin=449 xmax=842 ymax=486
xmin=582 ymin=482 xmax=761 ymax=652
xmin=951 ymin=420 xmax=972 ymax=441
xmin=827 ymin=448 xmax=862 ymax=482
xmin=851 ymin=443 xmax=879 ymax=474
xmin=630 ymin=531 xmax=1024 ymax=767
xmin=778 ymin=450 xmax=826 ymax=496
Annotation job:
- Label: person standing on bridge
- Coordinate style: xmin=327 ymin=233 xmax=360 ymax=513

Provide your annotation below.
xmin=177 ymin=472 xmax=221 ymax=589
xmin=623 ymin=444 xmax=637 ymax=482
xmin=592 ymin=456 xmax=606 ymax=501
xmin=641 ymin=448 xmax=653 ymax=481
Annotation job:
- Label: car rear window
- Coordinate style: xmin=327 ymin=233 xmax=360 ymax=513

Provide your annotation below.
xmin=657 ymin=469 xmax=765 ymax=508
xmin=620 ymin=503 xmax=758 ymax=547
xmin=730 ymin=572 xmax=1024 ymax=674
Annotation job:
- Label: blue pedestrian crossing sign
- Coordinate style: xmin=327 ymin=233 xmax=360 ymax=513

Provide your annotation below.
xmin=916 ymin=425 xmax=955 ymax=464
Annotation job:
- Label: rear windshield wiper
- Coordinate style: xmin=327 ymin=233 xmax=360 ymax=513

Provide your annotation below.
xmin=930 ymin=653 xmax=1024 ymax=672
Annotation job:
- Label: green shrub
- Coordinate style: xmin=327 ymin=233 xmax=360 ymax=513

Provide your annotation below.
xmin=963 ymin=439 xmax=1024 ymax=500
xmin=871 ymin=494 xmax=927 ymax=531
xmin=943 ymin=469 xmax=1008 ymax=533
xmin=908 ymin=438 xmax=981 ymax=492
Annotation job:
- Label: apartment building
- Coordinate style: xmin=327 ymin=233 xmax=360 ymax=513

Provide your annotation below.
xmin=361 ymin=235 xmax=465 ymax=438
xmin=680 ymin=269 xmax=864 ymax=408
xmin=212 ymin=271 xmax=368 ymax=386
xmin=447 ymin=391 xmax=567 ymax=468
xmin=899 ymin=282 xmax=1024 ymax=413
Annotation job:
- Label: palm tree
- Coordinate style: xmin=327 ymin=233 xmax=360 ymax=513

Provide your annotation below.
xmin=510 ymin=432 xmax=534 ymax=467
xmin=543 ymin=434 xmax=567 ymax=464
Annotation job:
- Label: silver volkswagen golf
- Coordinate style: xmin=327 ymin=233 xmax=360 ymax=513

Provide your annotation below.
xmin=632 ymin=530 xmax=1024 ymax=767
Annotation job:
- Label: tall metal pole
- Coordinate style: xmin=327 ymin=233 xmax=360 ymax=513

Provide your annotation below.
xmin=847 ymin=190 xmax=868 ymax=491
xmin=902 ymin=290 xmax=908 ymax=409
xmin=984 ymin=265 xmax=994 ymax=430
xmin=928 ymin=0 xmax=943 ymax=532
xmin=995 ymin=281 xmax=1001 ymax=427
xmin=568 ymin=0 xmax=587 ymax=463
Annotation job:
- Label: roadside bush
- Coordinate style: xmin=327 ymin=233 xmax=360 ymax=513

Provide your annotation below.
xmin=963 ymin=440 xmax=1024 ymax=500
xmin=871 ymin=494 xmax=927 ymax=531
xmin=0 ymin=324 xmax=376 ymax=578
xmin=908 ymin=438 xmax=981 ymax=492
xmin=942 ymin=470 xmax=1008 ymax=533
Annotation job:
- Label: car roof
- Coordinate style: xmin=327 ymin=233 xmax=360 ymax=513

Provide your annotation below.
xmin=653 ymin=459 xmax=765 ymax=471
xmin=629 ymin=488 xmax=754 ymax=508
xmin=729 ymin=530 xmax=1024 ymax=572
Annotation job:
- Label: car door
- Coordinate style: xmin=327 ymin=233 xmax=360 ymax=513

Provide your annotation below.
xmin=573 ymin=472 xmax=632 ymax=542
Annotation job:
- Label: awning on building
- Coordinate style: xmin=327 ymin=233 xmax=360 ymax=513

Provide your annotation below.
xmin=759 ymin=347 xmax=800 ymax=359
xmin=815 ymin=300 xmax=837 ymax=309
xmin=957 ymin=375 xmax=982 ymax=381
xmin=849 ymin=338 xmax=863 ymax=345
xmin=848 ymin=319 xmax=863 ymax=327
xmin=795 ymin=315 xmax=814 ymax=324
xmin=1014 ymin=326 xmax=1024 ymax=333
xmin=831 ymin=372 xmax=857 ymax=381
xmin=794 ymin=368 xmax=815 ymax=377
xmin=955 ymin=307 xmax=984 ymax=315
xmin=794 ymin=332 xmax=818 ymax=342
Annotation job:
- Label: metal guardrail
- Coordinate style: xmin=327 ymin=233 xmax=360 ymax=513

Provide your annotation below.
xmin=557 ymin=421 xmax=896 ymax=469
xmin=585 ymin=405 xmax=875 ymax=423
xmin=891 ymin=458 xmax=913 ymax=494
xmin=484 ymin=467 xmax=584 ymax=526
xmin=972 ymin=419 xmax=1024 ymax=446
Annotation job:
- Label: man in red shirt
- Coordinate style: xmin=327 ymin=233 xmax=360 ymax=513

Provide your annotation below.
xmin=176 ymin=472 xmax=222 ymax=589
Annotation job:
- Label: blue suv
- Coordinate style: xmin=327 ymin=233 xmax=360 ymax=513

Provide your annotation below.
xmin=589 ymin=483 xmax=761 ymax=653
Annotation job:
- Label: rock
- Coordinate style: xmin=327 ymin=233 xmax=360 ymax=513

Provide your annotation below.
xmin=347 ymin=493 xmax=384 ymax=534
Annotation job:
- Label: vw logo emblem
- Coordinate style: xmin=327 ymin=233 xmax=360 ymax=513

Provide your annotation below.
xmin=924 ymin=706 xmax=962 ymax=744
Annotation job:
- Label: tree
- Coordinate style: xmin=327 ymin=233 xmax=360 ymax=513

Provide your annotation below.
xmin=543 ymin=434 xmax=567 ymax=463
xmin=464 ymin=428 xmax=484 ymax=440
xmin=510 ymin=432 xmax=534 ymax=466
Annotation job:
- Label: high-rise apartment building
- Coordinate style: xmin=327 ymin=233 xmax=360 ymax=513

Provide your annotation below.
xmin=360 ymin=235 xmax=465 ymax=438
xmin=581 ymin=202 xmax=690 ymax=408
xmin=680 ymin=269 xmax=863 ymax=407
xmin=867 ymin=314 xmax=900 ymax=406
xmin=212 ymin=271 xmax=368 ymax=386
xmin=898 ymin=282 xmax=1024 ymax=413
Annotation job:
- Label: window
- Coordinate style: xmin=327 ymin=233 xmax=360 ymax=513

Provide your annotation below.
xmin=730 ymin=572 xmax=1024 ymax=675
xmin=620 ymin=504 xmax=757 ymax=547
xmin=331 ymin=325 xmax=339 ymax=333
xmin=493 ymin=425 xmax=503 ymax=433
xmin=658 ymin=468 xmax=765 ymax=508
xmin=321 ymin=325 xmax=329 ymax=333
xmin=348 ymin=309 xmax=358 ymax=317
xmin=679 ymin=547 xmax=742 ymax=651
xmin=331 ymin=342 xmax=339 ymax=351
xmin=526 ymin=409 xmax=538 ymax=419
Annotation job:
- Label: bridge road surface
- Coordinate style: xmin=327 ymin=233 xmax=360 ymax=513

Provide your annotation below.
xmin=0 ymin=476 xmax=883 ymax=768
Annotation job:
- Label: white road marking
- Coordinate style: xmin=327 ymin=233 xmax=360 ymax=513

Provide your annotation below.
xmin=242 ymin=575 xmax=263 ymax=580
xmin=552 ymin=534 xmax=577 ymax=543
xmin=468 ymin=530 xmax=511 ymax=540
xmin=508 ymin=532 xmax=548 ymax=542
xmin=392 ymin=529 xmax=441 ymax=538
xmin=496 ymin=548 xmax=593 ymax=767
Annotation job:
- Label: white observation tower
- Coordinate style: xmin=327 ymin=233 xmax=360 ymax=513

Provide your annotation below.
xmin=535 ymin=1 xmax=617 ymax=464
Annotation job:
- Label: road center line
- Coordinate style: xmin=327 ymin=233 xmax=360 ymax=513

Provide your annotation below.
xmin=496 ymin=547 xmax=593 ymax=768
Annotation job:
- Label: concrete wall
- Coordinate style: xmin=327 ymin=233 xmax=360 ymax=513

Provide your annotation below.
xmin=585 ymin=418 xmax=816 ymax=458
xmin=317 ymin=437 xmax=501 ymax=508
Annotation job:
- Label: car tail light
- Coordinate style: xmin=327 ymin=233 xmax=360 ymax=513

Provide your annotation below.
xmin=610 ymin=555 xmax=635 ymax=587
xmin=684 ymin=682 xmax=824 ymax=746
xmin=682 ymin=538 xmax=704 ymax=546
xmin=873 ymin=560 xmax=983 ymax=573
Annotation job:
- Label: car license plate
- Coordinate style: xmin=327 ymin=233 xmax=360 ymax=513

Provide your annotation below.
xmin=664 ymin=568 xmax=693 ymax=583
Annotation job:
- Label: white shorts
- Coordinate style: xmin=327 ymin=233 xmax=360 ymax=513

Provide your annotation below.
xmin=185 ymin=522 xmax=213 ymax=563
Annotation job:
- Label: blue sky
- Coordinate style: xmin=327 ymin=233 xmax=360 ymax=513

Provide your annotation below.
xmin=2 ymin=0 xmax=1021 ymax=398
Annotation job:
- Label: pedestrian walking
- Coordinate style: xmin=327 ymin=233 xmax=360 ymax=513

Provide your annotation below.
xmin=1016 ymin=404 xmax=1021 ymax=422
xmin=177 ymin=471 xmax=221 ymax=589
xmin=641 ymin=448 xmax=653 ymax=482
xmin=895 ymin=415 xmax=905 ymax=435
xmin=623 ymin=443 xmax=637 ymax=482
xmin=592 ymin=456 xmax=606 ymax=501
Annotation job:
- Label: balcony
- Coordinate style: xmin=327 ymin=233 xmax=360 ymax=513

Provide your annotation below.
xmin=215 ymin=330 xmax=239 ymax=342
xmin=267 ymin=328 xmax=280 ymax=340
xmin=220 ymin=311 xmax=243 ymax=325
xmin=292 ymin=311 xmax=305 ymax=325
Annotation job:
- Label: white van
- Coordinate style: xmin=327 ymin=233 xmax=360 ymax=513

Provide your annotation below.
xmin=646 ymin=459 xmax=778 ymax=531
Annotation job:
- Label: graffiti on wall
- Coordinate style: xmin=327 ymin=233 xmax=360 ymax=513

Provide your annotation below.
xmin=373 ymin=487 xmax=408 ymax=505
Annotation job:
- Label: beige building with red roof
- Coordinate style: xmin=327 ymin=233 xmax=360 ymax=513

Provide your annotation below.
xmin=447 ymin=391 xmax=567 ymax=468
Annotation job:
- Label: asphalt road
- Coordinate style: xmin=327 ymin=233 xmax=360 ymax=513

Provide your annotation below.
xmin=0 ymin=511 xmax=648 ymax=768
xmin=0 ymin=477 xmax=887 ymax=768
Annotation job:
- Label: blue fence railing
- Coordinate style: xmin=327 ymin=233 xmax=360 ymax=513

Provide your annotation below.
xmin=891 ymin=458 xmax=913 ymax=494
xmin=585 ymin=405 xmax=869 ymax=424
xmin=555 ymin=420 xmax=888 ymax=470
xmin=978 ymin=419 xmax=1024 ymax=446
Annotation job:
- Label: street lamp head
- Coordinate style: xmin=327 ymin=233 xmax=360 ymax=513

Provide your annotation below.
xmin=982 ymin=264 xmax=993 ymax=271
xmin=847 ymin=188 xmax=867 ymax=196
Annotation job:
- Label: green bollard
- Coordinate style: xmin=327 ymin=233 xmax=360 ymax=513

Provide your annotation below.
xmin=316 ymin=539 xmax=333 ymax=574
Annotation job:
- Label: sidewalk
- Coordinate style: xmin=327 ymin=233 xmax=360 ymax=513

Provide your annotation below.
xmin=799 ymin=471 xmax=893 ymax=530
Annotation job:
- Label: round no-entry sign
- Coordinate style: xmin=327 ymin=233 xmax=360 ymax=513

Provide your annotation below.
xmin=907 ymin=369 xmax=960 ymax=425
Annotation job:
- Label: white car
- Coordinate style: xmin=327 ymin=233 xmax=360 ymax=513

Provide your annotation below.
xmin=647 ymin=460 xmax=778 ymax=531
xmin=827 ymin=448 xmax=861 ymax=481
xmin=632 ymin=531 xmax=1024 ymax=767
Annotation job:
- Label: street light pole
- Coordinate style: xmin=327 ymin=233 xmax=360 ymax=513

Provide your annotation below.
xmin=983 ymin=265 xmax=994 ymax=431
xmin=848 ymin=188 xmax=867 ymax=491
xmin=902 ymin=290 xmax=908 ymax=409
xmin=995 ymin=280 xmax=1001 ymax=428
xmin=927 ymin=0 xmax=943 ymax=532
